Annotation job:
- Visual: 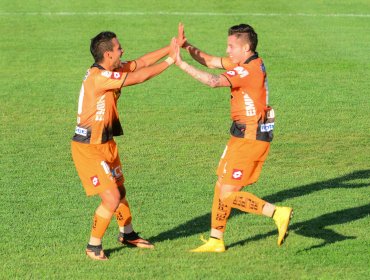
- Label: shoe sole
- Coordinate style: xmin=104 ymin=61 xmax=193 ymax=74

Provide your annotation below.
xmin=190 ymin=248 xmax=225 ymax=253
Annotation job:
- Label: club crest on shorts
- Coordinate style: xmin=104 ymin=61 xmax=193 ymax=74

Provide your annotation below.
xmin=90 ymin=175 xmax=100 ymax=187
xmin=232 ymin=169 xmax=243 ymax=180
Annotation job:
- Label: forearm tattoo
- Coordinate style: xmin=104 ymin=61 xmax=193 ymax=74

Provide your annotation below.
xmin=180 ymin=62 xmax=220 ymax=87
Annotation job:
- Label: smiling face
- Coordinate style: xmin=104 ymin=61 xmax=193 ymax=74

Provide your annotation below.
xmin=226 ymin=34 xmax=250 ymax=64
xmin=107 ymin=37 xmax=124 ymax=70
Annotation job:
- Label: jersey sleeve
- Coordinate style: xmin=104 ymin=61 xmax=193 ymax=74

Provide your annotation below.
xmin=96 ymin=70 xmax=128 ymax=91
xmin=221 ymin=65 xmax=250 ymax=88
xmin=221 ymin=57 xmax=238 ymax=70
xmin=115 ymin=60 xmax=137 ymax=72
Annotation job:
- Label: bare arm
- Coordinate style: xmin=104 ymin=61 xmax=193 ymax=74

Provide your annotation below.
xmin=177 ymin=61 xmax=230 ymax=88
xmin=177 ymin=23 xmax=223 ymax=69
xmin=123 ymin=60 xmax=172 ymax=86
xmin=134 ymin=46 xmax=170 ymax=70
xmin=123 ymin=39 xmax=177 ymax=86
xmin=183 ymin=42 xmax=223 ymax=69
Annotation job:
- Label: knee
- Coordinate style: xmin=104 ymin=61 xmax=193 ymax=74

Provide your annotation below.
xmin=219 ymin=184 xmax=241 ymax=200
xmin=104 ymin=199 xmax=120 ymax=212
xmin=102 ymin=189 xmax=121 ymax=212
xmin=220 ymin=190 xmax=234 ymax=200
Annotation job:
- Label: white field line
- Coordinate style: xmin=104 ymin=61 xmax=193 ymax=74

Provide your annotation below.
xmin=0 ymin=11 xmax=369 ymax=17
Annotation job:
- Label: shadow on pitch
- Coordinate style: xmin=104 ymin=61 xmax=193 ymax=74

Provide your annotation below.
xmin=227 ymin=203 xmax=370 ymax=251
xmin=104 ymin=237 xmax=148 ymax=257
xmin=148 ymin=169 xmax=370 ymax=249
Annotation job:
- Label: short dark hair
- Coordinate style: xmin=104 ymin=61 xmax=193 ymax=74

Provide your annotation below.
xmin=90 ymin=31 xmax=117 ymax=63
xmin=228 ymin=24 xmax=258 ymax=51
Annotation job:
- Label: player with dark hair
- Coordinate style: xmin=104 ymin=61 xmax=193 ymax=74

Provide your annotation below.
xmin=71 ymin=31 xmax=177 ymax=260
xmin=175 ymin=23 xmax=293 ymax=252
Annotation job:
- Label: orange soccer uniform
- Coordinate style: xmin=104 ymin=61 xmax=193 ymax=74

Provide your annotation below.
xmin=209 ymin=53 xmax=274 ymax=234
xmin=71 ymin=61 xmax=135 ymax=196
xmin=216 ymin=53 xmax=274 ymax=187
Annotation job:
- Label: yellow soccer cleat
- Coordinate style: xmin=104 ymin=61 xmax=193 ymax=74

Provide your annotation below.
xmin=190 ymin=237 xmax=225 ymax=253
xmin=273 ymin=206 xmax=293 ymax=246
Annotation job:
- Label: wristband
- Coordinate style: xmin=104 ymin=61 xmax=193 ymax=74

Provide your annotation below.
xmin=165 ymin=57 xmax=175 ymax=65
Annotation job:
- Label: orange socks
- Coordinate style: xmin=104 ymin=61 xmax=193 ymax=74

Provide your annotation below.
xmin=227 ymin=192 xmax=265 ymax=215
xmin=211 ymin=185 xmax=231 ymax=232
xmin=211 ymin=188 xmax=266 ymax=233
xmin=91 ymin=204 xmax=114 ymax=239
xmin=115 ymin=198 xmax=132 ymax=228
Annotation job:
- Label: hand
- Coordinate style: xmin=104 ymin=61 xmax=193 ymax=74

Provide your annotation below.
xmin=169 ymin=37 xmax=181 ymax=64
xmin=177 ymin=22 xmax=187 ymax=47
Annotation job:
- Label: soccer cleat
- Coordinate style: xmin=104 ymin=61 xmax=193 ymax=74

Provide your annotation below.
xmin=118 ymin=231 xmax=154 ymax=249
xmin=85 ymin=244 xmax=108 ymax=261
xmin=190 ymin=237 xmax=225 ymax=253
xmin=273 ymin=206 xmax=293 ymax=246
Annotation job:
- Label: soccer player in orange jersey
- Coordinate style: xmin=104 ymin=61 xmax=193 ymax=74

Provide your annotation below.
xmin=71 ymin=31 xmax=177 ymax=260
xmin=175 ymin=23 xmax=293 ymax=252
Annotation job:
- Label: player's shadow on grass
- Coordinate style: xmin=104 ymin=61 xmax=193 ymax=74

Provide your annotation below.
xmin=228 ymin=203 xmax=370 ymax=251
xmin=149 ymin=169 xmax=370 ymax=249
xmin=105 ymin=242 xmax=144 ymax=257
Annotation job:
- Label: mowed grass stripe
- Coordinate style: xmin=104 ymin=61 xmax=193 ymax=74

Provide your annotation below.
xmin=1 ymin=11 xmax=370 ymax=17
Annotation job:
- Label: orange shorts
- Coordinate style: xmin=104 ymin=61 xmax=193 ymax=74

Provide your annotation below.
xmin=216 ymin=136 xmax=270 ymax=187
xmin=71 ymin=140 xmax=124 ymax=196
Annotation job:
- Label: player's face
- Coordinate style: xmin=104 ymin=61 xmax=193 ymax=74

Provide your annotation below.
xmin=226 ymin=35 xmax=249 ymax=64
xmin=110 ymin=38 xmax=124 ymax=69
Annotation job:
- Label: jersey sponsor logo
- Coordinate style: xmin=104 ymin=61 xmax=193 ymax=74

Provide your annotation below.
xmin=232 ymin=169 xmax=243 ymax=180
xmin=243 ymin=93 xmax=256 ymax=116
xmin=233 ymin=66 xmax=249 ymax=78
xmin=75 ymin=126 xmax=87 ymax=136
xmin=261 ymin=122 xmax=275 ymax=132
xmin=111 ymin=72 xmax=122 ymax=80
xmin=90 ymin=175 xmax=100 ymax=187
xmin=101 ymin=70 xmax=112 ymax=78
xmin=112 ymin=165 xmax=123 ymax=180
xmin=226 ymin=70 xmax=236 ymax=77
xmin=226 ymin=67 xmax=249 ymax=78
xmin=95 ymin=95 xmax=105 ymax=121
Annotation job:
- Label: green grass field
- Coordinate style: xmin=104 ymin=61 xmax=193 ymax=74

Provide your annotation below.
xmin=1 ymin=0 xmax=369 ymax=279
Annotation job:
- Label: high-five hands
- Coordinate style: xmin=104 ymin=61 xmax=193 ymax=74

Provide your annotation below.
xmin=169 ymin=37 xmax=180 ymax=64
xmin=177 ymin=22 xmax=187 ymax=48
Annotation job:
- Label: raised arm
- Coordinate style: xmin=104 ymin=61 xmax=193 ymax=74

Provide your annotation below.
xmin=177 ymin=23 xmax=223 ymax=69
xmin=123 ymin=39 xmax=177 ymax=86
xmin=134 ymin=45 xmax=170 ymax=70
xmin=175 ymin=48 xmax=230 ymax=88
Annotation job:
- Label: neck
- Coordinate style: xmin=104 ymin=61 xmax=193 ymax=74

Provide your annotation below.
xmin=95 ymin=60 xmax=113 ymax=71
xmin=244 ymin=51 xmax=255 ymax=60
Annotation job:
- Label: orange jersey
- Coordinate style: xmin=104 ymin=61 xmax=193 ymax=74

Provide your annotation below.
xmin=221 ymin=54 xmax=273 ymax=142
xmin=72 ymin=61 xmax=135 ymax=144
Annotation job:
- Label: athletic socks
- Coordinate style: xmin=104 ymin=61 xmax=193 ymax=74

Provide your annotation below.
xmin=115 ymin=198 xmax=132 ymax=227
xmin=91 ymin=204 xmax=114 ymax=239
